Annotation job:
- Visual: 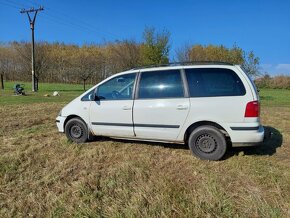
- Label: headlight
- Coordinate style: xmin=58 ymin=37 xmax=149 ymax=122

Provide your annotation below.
xmin=58 ymin=110 xmax=62 ymax=116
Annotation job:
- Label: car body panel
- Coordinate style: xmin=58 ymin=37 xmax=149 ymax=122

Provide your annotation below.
xmin=89 ymin=100 xmax=134 ymax=137
xmin=56 ymin=64 xmax=265 ymax=147
xmin=133 ymin=98 xmax=190 ymax=140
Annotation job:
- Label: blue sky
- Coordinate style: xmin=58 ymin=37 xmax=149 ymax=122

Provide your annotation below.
xmin=0 ymin=0 xmax=290 ymax=75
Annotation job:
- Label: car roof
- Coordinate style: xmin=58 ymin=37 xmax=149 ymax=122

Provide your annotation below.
xmin=119 ymin=61 xmax=239 ymax=75
xmin=131 ymin=61 xmax=234 ymax=70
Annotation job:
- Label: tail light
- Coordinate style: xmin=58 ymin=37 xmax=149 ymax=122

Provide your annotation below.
xmin=245 ymin=101 xmax=260 ymax=117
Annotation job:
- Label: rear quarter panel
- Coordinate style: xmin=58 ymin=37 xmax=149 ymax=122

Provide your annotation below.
xmin=177 ymin=66 xmax=255 ymax=142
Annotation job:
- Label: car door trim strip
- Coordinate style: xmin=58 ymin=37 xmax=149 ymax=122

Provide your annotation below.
xmin=135 ymin=124 xmax=180 ymax=128
xmin=91 ymin=122 xmax=179 ymax=128
xmin=230 ymin=126 xmax=259 ymax=131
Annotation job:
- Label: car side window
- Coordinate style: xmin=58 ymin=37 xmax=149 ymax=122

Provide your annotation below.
xmin=138 ymin=70 xmax=184 ymax=99
xmin=97 ymin=73 xmax=136 ymax=100
xmin=185 ymin=68 xmax=246 ymax=97
xmin=81 ymin=89 xmax=94 ymax=101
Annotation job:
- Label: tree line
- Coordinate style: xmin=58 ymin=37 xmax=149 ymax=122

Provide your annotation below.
xmin=0 ymin=27 xmax=261 ymax=89
xmin=255 ymin=74 xmax=290 ymax=89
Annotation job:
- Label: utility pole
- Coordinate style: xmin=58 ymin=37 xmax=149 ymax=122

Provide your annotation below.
xmin=20 ymin=6 xmax=44 ymax=92
xmin=1 ymin=73 xmax=4 ymax=90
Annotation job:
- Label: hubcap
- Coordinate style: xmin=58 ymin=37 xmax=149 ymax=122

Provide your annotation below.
xmin=196 ymin=134 xmax=217 ymax=153
xmin=70 ymin=124 xmax=82 ymax=138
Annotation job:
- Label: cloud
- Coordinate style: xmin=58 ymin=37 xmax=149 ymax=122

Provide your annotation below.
xmin=260 ymin=64 xmax=272 ymax=69
xmin=276 ymin=64 xmax=290 ymax=71
xmin=260 ymin=63 xmax=290 ymax=76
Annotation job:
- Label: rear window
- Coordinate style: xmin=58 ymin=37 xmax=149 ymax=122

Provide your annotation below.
xmin=185 ymin=68 xmax=246 ymax=97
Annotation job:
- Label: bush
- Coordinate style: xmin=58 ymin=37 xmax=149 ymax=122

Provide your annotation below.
xmin=255 ymin=75 xmax=290 ymax=89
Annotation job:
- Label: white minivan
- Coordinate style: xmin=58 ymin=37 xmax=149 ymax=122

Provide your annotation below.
xmin=56 ymin=63 xmax=264 ymax=160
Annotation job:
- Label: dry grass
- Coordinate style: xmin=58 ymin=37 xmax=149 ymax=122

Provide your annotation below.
xmin=0 ymin=103 xmax=290 ymax=217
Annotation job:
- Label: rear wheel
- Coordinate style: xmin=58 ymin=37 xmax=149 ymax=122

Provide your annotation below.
xmin=65 ymin=118 xmax=88 ymax=143
xmin=188 ymin=125 xmax=227 ymax=161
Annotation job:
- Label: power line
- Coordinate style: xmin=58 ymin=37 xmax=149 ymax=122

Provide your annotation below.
xmin=4 ymin=0 xmax=28 ymax=8
xmin=41 ymin=12 xmax=97 ymax=36
xmin=39 ymin=9 xmax=119 ymax=40
xmin=0 ymin=1 xmax=114 ymax=40
xmin=25 ymin=0 xmax=40 ymax=7
xmin=26 ymin=0 xmax=119 ymax=38
xmin=2 ymin=0 xmax=119 ymax=40
xmin=42 ymin=12 xmax=93 ymax=33
xmin=0 ymin=1 xmax=20 ymax=9
xmin=45 ymin=7 xmax=119 ymax=38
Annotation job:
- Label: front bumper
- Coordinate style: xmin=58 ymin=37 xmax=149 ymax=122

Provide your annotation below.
xmin=56 ymin=116 xmax=66 ymax=132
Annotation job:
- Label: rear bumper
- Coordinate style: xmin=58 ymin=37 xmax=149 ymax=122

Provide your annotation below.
xmin=56 ymin=116 xmax=66 ymax=132
xmin=228 ymin=125 xmax=265 ymax=147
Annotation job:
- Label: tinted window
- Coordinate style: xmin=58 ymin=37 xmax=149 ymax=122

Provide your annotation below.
xmin=185 ymin=68 xmax=246 ymax=97
xmin=97 ymin=73 xmax=136 ymax=100
xmin=138 ymin=70 xmax=184 ymax=99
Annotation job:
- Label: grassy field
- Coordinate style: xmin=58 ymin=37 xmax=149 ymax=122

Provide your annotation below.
xmin=0 ymin=81 xmax=90 ymax=105
xmin=0 ymin=81 xmax=290 ymax=217
xmin=259 ymin=89 xmax=290 ymax=106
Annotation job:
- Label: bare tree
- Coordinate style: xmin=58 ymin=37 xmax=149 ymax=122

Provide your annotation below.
xmin=0 ymin=44 xmax=15 ymax=89
xmin=175 ymin=44 xmax=191 ymax=62
xmin=11 ymin=41 xmax=49 ymax=89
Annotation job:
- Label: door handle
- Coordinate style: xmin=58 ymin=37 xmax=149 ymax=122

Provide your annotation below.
xmin=177 ymin=105 xmax=188 ymax=110
xmin=122 ymin=106 xmax=132 ymax=110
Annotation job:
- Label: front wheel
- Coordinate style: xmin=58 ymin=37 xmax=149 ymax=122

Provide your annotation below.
xmin=65 ymin=118 xmax=88 ymax=143
xmin=188 ymin=125 xmax=227 ymax=161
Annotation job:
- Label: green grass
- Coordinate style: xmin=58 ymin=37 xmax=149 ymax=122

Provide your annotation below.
xmin=259 ymin=88 xmax=290 ymax=106
xmin=0 ymin=81 xmax=92 ymax=105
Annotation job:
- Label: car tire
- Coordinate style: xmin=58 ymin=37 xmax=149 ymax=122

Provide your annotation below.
xmin=65 ymin=118 xmax=88 ymax=143
xmin=188 ymin=125 xmax=227 ymax=161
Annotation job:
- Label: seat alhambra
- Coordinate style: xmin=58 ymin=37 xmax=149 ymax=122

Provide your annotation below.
xmin=56 ymin=62 xmax=264 ymax=160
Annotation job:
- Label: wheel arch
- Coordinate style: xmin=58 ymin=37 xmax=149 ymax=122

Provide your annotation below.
xmin=64 ymin=115 xmax=95 ymax=141
xmin=64 ymin=114 xmax=85 ymax=129
xmin=184 ymin=121 xmax=231 ymax=144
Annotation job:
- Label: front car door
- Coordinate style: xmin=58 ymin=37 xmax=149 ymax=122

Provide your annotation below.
xmin=89 ymin=72 xmax=137 ymax=137
xmin=133 ymin=69 xmax=190 ymax=141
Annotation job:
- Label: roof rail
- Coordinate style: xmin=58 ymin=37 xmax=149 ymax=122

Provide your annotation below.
xmin=130 ymin=61 xmax=234 ymax=70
